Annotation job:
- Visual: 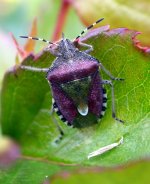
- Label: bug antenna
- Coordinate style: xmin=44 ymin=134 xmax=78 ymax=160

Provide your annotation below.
xmin=20 ymin=36 xmax=54 ymax=45
xmin=74 ymin=18 xmax=104 ymax=41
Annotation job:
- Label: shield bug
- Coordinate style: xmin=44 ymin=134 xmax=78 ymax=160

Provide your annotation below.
xmin=20 ymin=18 xmax=124 ymax=141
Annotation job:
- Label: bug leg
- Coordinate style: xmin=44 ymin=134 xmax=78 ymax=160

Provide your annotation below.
xmin=50 ymin=106 xmax=65 ymax=143
xmin=99 ymin=63 xmax=124 ymax=81
xmin=20 ymin=65 xmax=49 ymax=72
xmin=78 ymin=42 xmax=93 ymax=53
xmin=102 ymin=80 xmax=124 ymax=123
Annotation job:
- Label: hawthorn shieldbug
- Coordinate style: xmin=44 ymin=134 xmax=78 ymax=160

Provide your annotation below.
xmin=20 ymin=18 xmax=124 ymax=140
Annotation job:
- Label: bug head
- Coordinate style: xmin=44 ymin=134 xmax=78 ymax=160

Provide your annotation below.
xmin=54 ymin=33 xmax=77 ymax=58
xmin=19 ymin=35 xmax=77 ymax=58
xmin=20 ymin=17 xmax=104 ymax=57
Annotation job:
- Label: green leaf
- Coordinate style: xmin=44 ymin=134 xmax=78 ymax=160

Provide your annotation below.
xmin=51 ymin=160 xmax=150 ymax=184
xmin=0 ymin=159 xmax=66 ymax=184
xmin=1 ymin=28 xmax=150 ymax=167
xmin=1 ymin=159 xmax=149 ymax=184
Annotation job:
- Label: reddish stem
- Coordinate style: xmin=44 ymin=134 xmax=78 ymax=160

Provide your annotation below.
xmin=52 ymin=0 xmax=71 ymax=42
xmin=10 ymin=33 xmax=27 ymax=59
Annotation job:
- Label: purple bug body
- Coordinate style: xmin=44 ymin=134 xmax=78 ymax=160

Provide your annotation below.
xmin=46 ymin=39 xmax=105 ymax=127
